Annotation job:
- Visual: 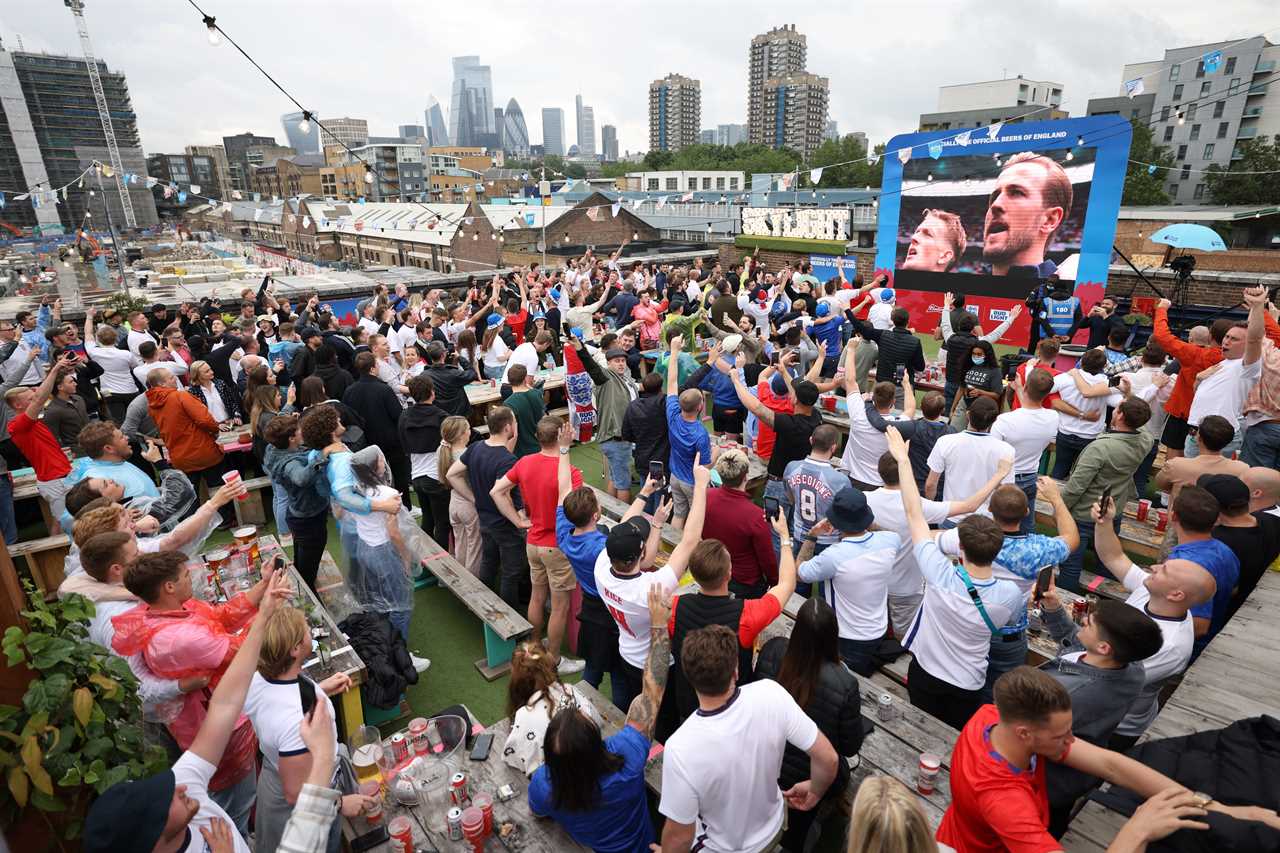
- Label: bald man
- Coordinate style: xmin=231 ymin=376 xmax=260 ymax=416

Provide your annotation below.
xmin=1187 ymin=325 xmax=1211 ymax=347
xmin=1089 ymin=497 xmax=1216 ymax=750
xmin=1244 ymin=466 xmax=1280 ymax=516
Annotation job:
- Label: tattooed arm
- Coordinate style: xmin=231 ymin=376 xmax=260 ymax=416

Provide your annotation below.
xmin=626 ymin=584 xmax=673 ymax=738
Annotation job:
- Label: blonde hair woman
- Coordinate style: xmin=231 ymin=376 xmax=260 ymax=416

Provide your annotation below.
xmin=241 ymin=606 xmax=371 ymax=853
xmin=438 ymin=416 xmax=480 ymax=575
xmin=847 ymin=776 xmax=940 ymax=853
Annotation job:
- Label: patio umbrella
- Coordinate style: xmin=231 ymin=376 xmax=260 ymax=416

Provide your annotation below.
xmin=1149 ymin=223 xmax=1227 ymax=252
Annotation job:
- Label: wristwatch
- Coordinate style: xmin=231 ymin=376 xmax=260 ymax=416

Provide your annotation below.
xmin=559 ymin=446 xmax=571 ymax=455
xmin=779 ymin=538 xmax=793 ymax=548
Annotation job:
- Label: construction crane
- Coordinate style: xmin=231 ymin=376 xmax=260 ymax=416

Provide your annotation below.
xmin=62 ymin=0 xmax=136 ymax=229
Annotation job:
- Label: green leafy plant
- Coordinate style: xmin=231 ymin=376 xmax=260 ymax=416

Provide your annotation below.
xmin=0 ymin=583 xmax=167 ymax=846
xmin=97 ymin=290 xmax=152 ymax=321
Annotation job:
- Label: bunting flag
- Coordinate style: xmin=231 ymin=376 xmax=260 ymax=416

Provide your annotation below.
xmin=1147 ymin=164 xmax=1158 ymax=174
xmin=287 ymin=214 xmax=295 ymax=224
xmin=523 ymin=212 xmax=536 ymax=226
xmin=680 ymin=191 xmax=694 ymax=202
xmin=190 ymin=184 xmax=201 ymax=195
xmin=232 ymin=190 xmax=242 ymax=200
xmin=145 ymin=177 xmax=159 ymax=189
xmin=31 ymin=194 xmax=40 ymax=209
xmin=586 ymin=207 xmax=601 ymax=222
xmin=272 ymin=196 xmax=280 ymax=204
xmin=253 ymin=208 xmax=263 ymax=221
xmin=253 ymin=193 xmax=261 ymax=202
xmin=988 ymin=121 xmax=1003 ymax=140
xmin=897 ymin=146 xmax=911 ymax=165
xmin=357 ymin=197 xmax=366 ymax=205
xmin=927 ymin=140 xmax=944 ymax=159
xmin=955 ymin=130 xmax=972 ymax=147
xmin=1202 ymin=50 xmax=1222 ymax=73
xmin=867 ymin=154 xmax=879 ymax=166
xmin=809 ymin=167 xmax=824 ymax=183
xmin=102 ymin=165 xmax=114 ymax=178
xmin=463 ymin=217 xmax=474 ymax=225
xmin=632 ymin=198 xmax=644 ymax=210
xmin=656 ymin=196 xmax=668 ymax=209
xmin=177 ymin=191 xmax=187 ymax=203
xmin=61 ymin=187 xmax=68 ymax=200
xmin=302 ymin=215 xmax=311 ymax=228
xmin=163 ymin=186 xmax=175 ymax=199
xmin=1124 ymin=77 xmax=1145 ymax=98
xmin=1 ymin=193 xmax=7 ymax=210
xmin=354 ymin=220 xmax=364 ymax=231
xmin=611 ymin=201 xmax=620 ymax=217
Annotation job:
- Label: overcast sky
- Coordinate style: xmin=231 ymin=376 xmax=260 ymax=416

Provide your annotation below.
xmin=7 ymin=1 xmax=1275 ymax=157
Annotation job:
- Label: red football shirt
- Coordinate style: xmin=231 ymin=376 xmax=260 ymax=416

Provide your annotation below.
xmin=508 ymin=309 xmax=529 ymax=345
xmin=937 ymin=704 xmax=1069 ymax=853
xmin=1011 ymin=360 xmax=1062 ymax=411
xmin=505 ymin=453 xmax=582 ymax=547
xmin=667 ymin=592 xmax=781 ymax=649
xmin=8 ymin=412 xmax=71 ymax=482
xmin=754 ymin=379 xmax=795 ymax=461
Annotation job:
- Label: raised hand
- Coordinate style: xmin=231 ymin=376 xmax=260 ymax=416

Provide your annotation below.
xmin=692 ymin=452 xmax=711 ymax=488
xmin=885 ymin=425 xmax=909 ymax=461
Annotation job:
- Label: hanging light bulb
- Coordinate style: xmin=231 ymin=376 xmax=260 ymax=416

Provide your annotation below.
xmin=298 ymin=111 xmax=312 ymax=134
xmin=364 ymin=166 xmax=374 ymax=184
xmin=926 ymin=173 xmax=934 ymax=182
xmin=1065 ymin=151 xmax=1074 ymax=161
xmin=472 ymin=232 xmax=478 ymax=241
xmin=632 ymin=231 xmax=638 ymax=241
xmin=1137 ymin=231 xmax=1144 ymax=238
xmin=1076 ymin=135 xmax=1084 ymax=147
xmin=490 ymin=232 xmax=497 ymax=240
xmin=706 ymin=222 xmax=713 ymax=235
xmin=1177 ymin=113 xmax=1185 ymax=125
xmin=203 ymin=15 xmax=220 ymax=45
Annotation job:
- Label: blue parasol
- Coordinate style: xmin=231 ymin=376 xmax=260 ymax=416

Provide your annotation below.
xmin=1149 ymin=223 xmax=1227 ymax=252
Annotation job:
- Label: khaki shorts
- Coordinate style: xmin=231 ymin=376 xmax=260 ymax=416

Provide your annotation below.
xmin=528 ymin=544 xmax=576 ymax=592
xmin=669 ymin=476 xmax=695 ymax=520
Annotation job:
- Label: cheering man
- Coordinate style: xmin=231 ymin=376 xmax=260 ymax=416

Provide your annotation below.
xmin=982 ymin=153 xmax=1073 ymax=277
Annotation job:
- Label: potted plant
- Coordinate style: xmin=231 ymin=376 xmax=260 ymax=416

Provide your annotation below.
xmin=1 ymin=584 xmax=166 ymax=851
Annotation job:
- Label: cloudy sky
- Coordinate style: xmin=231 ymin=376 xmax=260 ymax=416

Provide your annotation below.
xmin=8 ymin=1 xmax=1275 ymax=156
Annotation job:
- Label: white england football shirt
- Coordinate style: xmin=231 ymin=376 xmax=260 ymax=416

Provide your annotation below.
xmin=593 ymin=553 xmax=679 ymax=669
xmin=991 ymin=407 xmax=1060 ymax=476
xmin=926 ymin=431 xmax=1015 ymax=519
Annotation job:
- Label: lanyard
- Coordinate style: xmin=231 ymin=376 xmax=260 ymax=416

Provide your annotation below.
xmin=955 ymin=564 xmax=1000 ymax=637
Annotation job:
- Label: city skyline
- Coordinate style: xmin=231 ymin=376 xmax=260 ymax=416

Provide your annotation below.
xmin=7 ymin=2 xmax=1272 ymax=156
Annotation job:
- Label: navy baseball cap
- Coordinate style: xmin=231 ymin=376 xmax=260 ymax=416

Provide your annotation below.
xmin=83 ymin=769 xmax=176 ymax=853
xmin=606 ymin=516 xmax=651 ymax=562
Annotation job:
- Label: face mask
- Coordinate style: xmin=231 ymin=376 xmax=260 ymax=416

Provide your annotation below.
xmin=972 ymin=356 xmax=986 ymax=366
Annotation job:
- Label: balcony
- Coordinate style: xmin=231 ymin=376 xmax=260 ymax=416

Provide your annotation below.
xmin=1255 ymin=60 xmax=1276 ymax=74
xmin=1243 ymin=106 xmax=1263 ymax=117
xmin=1237 ymin=125 xmax=1258 ymax=139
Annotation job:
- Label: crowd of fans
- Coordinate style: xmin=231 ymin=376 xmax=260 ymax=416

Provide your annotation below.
xmin=4 ymin=249 xmax=1280 ymax=853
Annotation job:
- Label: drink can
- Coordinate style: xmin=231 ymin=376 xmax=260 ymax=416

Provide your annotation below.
xmin=360 ymin=780 xmax=383 ymax=824
xmin=1136 ymin=499 xmax=1151 ymax=522
xmin=1156 ymin=508 xmax=1169 ymax=532
xmin=389 ymin=732 xmax=409 ymax=764
xmin=408 ymin=717 xmax=430 ymax=755
xmin=221 ymin=469 xmax=248 ymax=501
xmin=1085 ymin=594 xmax=1099 ymax=615
xmin=450 ymin=771 xmax=470 ymax=807
xmin=877 ymin=693 xmax=893 ymax=721
xmin=1071 ymin=598 xmax=1088 ymax=624
xmin=917 ymin=753 xmax=941 ymax=795
xmin=387 ymin=815 xmax=414 ymax=853
xmin=447 ymin=807 xmax=464 ymax=840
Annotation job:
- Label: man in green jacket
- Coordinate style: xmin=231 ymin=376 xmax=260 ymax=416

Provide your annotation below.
xmin=1058 ymin=396 xmax=1153 ymax=591
xmin=573 ymin=335 xmax=640 ymax=501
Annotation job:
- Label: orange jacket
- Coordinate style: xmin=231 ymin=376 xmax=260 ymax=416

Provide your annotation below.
xmin=1152 ymin=307 xmax=1223 ymax=420
xmin=146 ymin=386 xmax=222 ymax=472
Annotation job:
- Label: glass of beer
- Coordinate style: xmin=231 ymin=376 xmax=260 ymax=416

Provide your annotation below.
xmin=351 ymin=725 xmax=386 ymax=785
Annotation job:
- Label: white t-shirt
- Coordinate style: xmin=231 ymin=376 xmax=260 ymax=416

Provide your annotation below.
xmin=394 ymin=323 xmax=418 ymax=355
xmin=86 ymin=340 xmax=141 ymax=394
xmin=867 ymin=289 xmax=895 ymax=330
xmin=127 ymin=328 xmax=159 ymax=357
xmin=1115 ymin=564 xmax=1194 ymax=737
xmin=376 ymin=357 xmax=402 ymax=390
xmin=864 ymin=489 xmax=954 ymax=596
xmin=358 ymin=316 xmax=382 ymax=337
xmin=1051 ymin=371 xmax=1108 ymax=438
xmin=444 ymin=319 xmax=468 ymax=345
xmin=991 ymin=407 xmax=1060 ymax=476
xmin=132 ymin=359 xmax=188 ymax=388
xmin=172 ymin=751 xmax=252 ymax=853
xmin=902 ymin=541 xmax=1022 ymax=690
xmin=411 ymin=448 xmax=438 ymax=480
xmin=195 ymin=383 xmax=228 ymax=423
xmin=503 ymin=342 xmax=542 ymax=384
xmin=354 ymin=485 xmax=398 ymax=546
xmin=1120 ymin=367 xmax=1172 ymax=441
xmin=841 ymin=402 xmax=910 ymax=486
xmin=797 ymin=531 xmax=900 ymax=641
xmin=482 ymin=336 xmax=510 ymax=370
xmin=242 ymin=672 xmax=337 ymax=772
xmin=593 ymin=555 xmax=679 ymax=669
xmin=660 ymin=680 xmax=819 ymax=853
xmin=1187 ymin=356 xmax=1262 ymax=429
xmin=926 ymin=431 xmax=1015 ymax=519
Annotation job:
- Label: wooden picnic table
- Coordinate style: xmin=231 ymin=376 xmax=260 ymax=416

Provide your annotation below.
xmin=1060 ymin=570 xmax=1280 ymax=850
xmin=343 ymin=707 xmax=595 ymax=852
xmin=464 ymin=368 xmax=566 ymax=406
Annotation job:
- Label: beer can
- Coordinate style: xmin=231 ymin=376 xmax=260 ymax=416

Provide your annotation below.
xmin=387 ymin=815 xmax=414 ymax=853
xmin=450 ymin=771 xmax=470 ymax=807
xmin=408 ymin=717 xmax=429 ymax=755
xmin=447 ymin=806 xmax=464 ymax=841
xmin=917 ymin=753 xmax=941 ymax=795
xmin=877 ymin=693 xmax=893 ymax=721
xmin=389 ymin=732 xmax=409 ymax=764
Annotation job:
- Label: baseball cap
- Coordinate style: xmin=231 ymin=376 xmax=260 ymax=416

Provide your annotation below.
xmin=486 ymin=314 xmax=504 ymax=329
xmin=570 ymin=327 xmax=585 ymax=340
xmin=1196 ymin=473 xmax=1250 ymax=513
xmin=880 ymin=289 xmax=896 ymax=303
xmin=606 ymin=516 xmax=651 ymax=563
xmin=815 ymin=302 xmax=831 ymax=318
xmin=83 ymin=769 xmax=176 ymax=853
xmin=300 ymin=326 xmax=322 ymax=342
xmin=827 ymin=486 xmax=874 ymax=533
xmin=256 ymin=315 xmax=277 ymax=326
xmin=721 ymin=333 xmax=743 ymax=354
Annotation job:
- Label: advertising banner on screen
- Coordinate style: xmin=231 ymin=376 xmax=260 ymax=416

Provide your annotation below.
xmin=873 ymin=115 xmax=1132 ymax=347
xmin=808 ymin=254 xmax=857 ymax=283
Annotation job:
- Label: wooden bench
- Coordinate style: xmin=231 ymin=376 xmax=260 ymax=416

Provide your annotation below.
xmin=415 ymin=533 xmax=532 ymax=680
xmin=10 ymin=533 xmax=71 ymax=594
xmin=232 ymin=475 xmax=271 ymax=526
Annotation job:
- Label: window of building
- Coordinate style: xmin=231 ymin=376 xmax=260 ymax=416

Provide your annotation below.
xmin=1204 ymin=142 xmax=1215 ymax=158
xmin=702 ymin=177 xmax=712 ymax=189
xmin=688 ymin=178 xmax=697 ymax=190
xmin=1172 ymin=84 xmax=1184 ymax=100
xmin=1186 ymin=103 xmax=1197 ymax=120
xmin=1164 ymin=126 xmax=1175 ymax=142
xmin=716 ymin=177 xmax=726 ymax=189
xmin=729 ymin=178 xmax=739 ymax=189
xmin=1161 ymin=105 xmax=1170 ymax=122
xmin=1229 ymin=77 xmax=1240 ymax=93
xmin=665 ymin=178 xmax=678 ymax=190
xmin=1131 ymin=109 xmax=1142 ymax=120
xmin=1196 ymin=60 xmax=1206 ymax=78
xmin=1169 ymin=65 xmax=1180 ymax=80
xmin=1200 ymin=81 xmax=1212 ymax=97
xmin=1168 ymin=183 xmax=1179 ymax=198
xmin=1180 ymin=165 xmax=1191 ymax=180
xmin=1217 ymin=121 xmax=1229 ymax=138
xmin=1194 ymin=184 xmax=1205 ymax=200
xmin=1190 ymin=124 xmax=1201 ymax=140
xmin=1225 ymin=56 xmax=1236 ymax=74
xmin=1177 ymin=144 xmax=1187 ymax=160
xmin=647 ymin=178 xmax=658 ymax=190
xmin=1213 ymin=101 xmax=1225 ymax=118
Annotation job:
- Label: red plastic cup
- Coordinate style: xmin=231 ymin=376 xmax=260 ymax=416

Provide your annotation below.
xmin=1136 ymin=499 xmax=1151 ymax=522
xmin=473 ymin=792 xmax=493 ymax=836
xmin=461 ymin=806 xmax=485 ymax=852
xmin=1156 ymin=508 xmax=1169 ymax=532
xmin=221 ymin=469 xmax=247 ymax=501
xmin=359 ymin=780 xmax=382 ymax=824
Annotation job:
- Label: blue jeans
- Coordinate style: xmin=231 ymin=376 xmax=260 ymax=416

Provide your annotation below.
xmin=272 ymin=481 xmax=290 ymax=537
xmin=1059 ymin=516 xmax=1122 ymax=592
xmin=838 ymin=637 xmax=880 ymax=676
xmin=1051 ymin=432 xmax=1094 ymax=480
xmin=943 ymin=379 xmax=961 ymax=415
xmin=1015 ymin=472 xmax=1038 ymax=535
xmin=389 ymin=609 xmax=411 ymax=644
xmin=599 ymin=440 xmax=635 ymax=490
xmin=583 ymin=665 xmax=627 ymax=711
xmin=764 ymin=479 xmax=792 ymax=567
xmin=1185 ymin=430 xmax=1242 ymax=459
xmin=0 ymin=474 xmax=15 ymax=545
xmin=1132 ymin=440 xmax=1160 ymax=500
xmin=983 ymin=631 xmax=1029 ymax=703
xmin=1240 ymin=421 xmax=1280 ymax=468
